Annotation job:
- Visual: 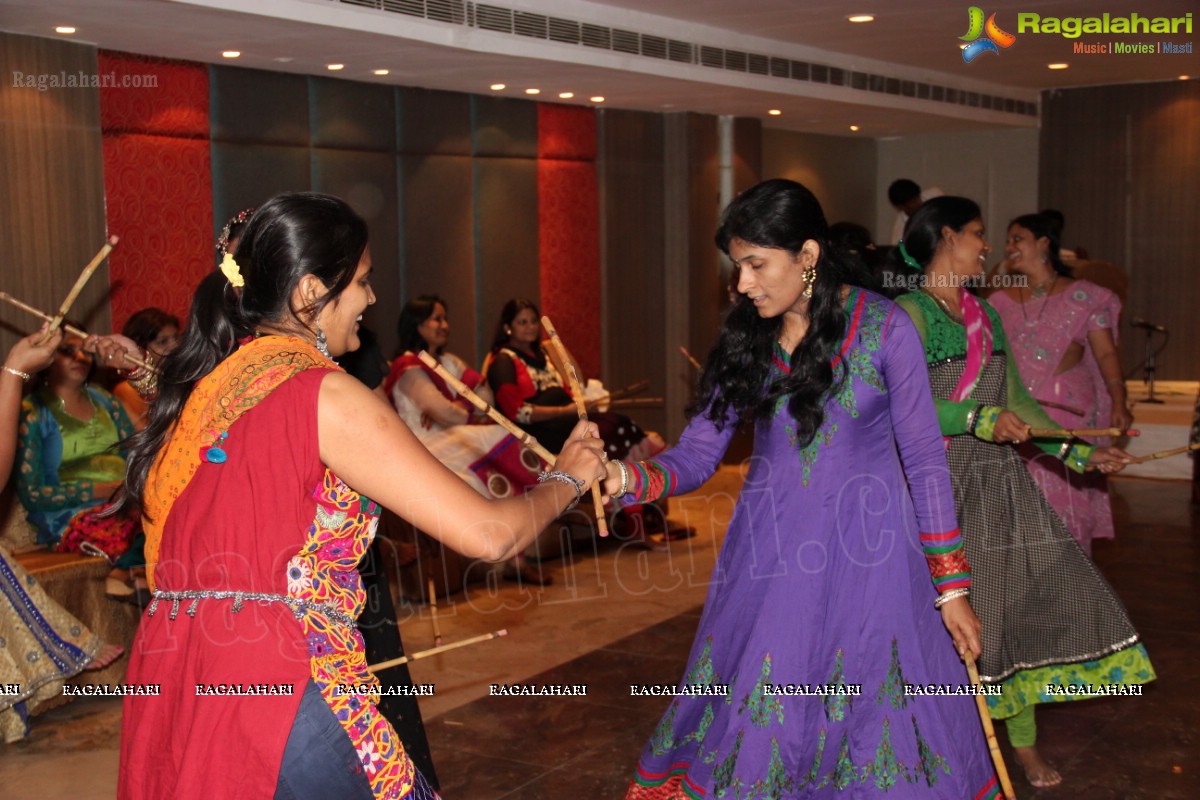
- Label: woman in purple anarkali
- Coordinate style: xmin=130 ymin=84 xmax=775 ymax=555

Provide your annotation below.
xmin=610 ymin=180 xmax=999 ymax=800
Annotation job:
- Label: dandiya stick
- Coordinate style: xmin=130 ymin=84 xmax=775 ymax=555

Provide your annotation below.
xmin=606 ymin=379 xmax=651 ymax=402
xmin=964 ymin=653 xmax=1018 ymax=800
xmin=427 ymin=579 xmax=443 ymax=647
xmin=1130 ymin=441 xmax=1200 ymax=464
xmin=0 ymin=290 xmax=153 ymax=371
xmin=1028 ymin=427 xmax=1138 ymax=439
xmin=42 ymin=236 xmax=119 ymax=341
xmin=1036 ymin=399 xmax=1086 ymax=417
xmin=607 ymin=397 xmax=664 ymax=409
xmin=367 ymin=629 xmax=507 ymax=673
xmin=679 ymin=346 xmax=702 ymax=370
xmin=540 ymin=316 xmax=609 ymax=538
xmin=415 ymin=351 xmax=555 ymax=464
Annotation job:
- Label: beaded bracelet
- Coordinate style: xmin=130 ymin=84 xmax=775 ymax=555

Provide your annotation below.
xmin=537 ymin=470 xmax=585 ymax=511
xmin=965 ymin=403 xmax=984 ymax=436
xmin=611 ymin=460 xmax=630 ymax=499
xmin=934 ymin=587 xmax=970 ymax=609
xmin=2 ymin=365 xmax=31 ymax=382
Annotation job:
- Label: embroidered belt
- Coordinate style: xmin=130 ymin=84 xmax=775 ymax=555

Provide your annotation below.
xmin=147 ymin=589 xmax=358 ymax=629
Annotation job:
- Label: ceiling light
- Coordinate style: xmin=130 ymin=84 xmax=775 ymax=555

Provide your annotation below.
xmin=768 ymin=109 xmax=782 ymax=116
xmin=525 ymin=88 xmax=540 ymax=95
xmin=327 ymin=63 xmax=344 ymax=71
xmin=1047 ymin=63 xmax=1069 ymax=70
xmin=847 ymin=15 xmax=874 ymax=23
xmin=490 ymin=83 xmax=506 ymax=91
xmin=1180 ymin=75 xmax=1191 ymax=80
xmin=589 ymin=96 xmax=605 ymax=103
xmin=222 ymin=50 xmax=241 ymax=59
xmin=55 ymin=26 xmax=76 ymax=35
xmin=558 ymin=92 xmax=574 ymax=99
xmin=372 ymin=69 xmax=389 ymax=76
xmin=274 ymin=57 xmax=294 ymax=63
xmin=849 ymin=125 xmax=860 ymax=132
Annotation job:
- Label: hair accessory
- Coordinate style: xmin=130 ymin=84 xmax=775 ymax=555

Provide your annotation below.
xmin=315 ymin=324 xmax=330 ymax=357
xmin=2 ymin=365 xmax=31 ymax=382
xmin=219 ymin=253 xmax=245 ymax=288
xmin=897 ymin=240 xmax=923 ymax=271
xmin=216 ymin=208 xmax=255 ymax=257
xmin=538 ymin=470 xmax=585 ymax=511
xmin=934 ymin=587 xmax=970 ymax=609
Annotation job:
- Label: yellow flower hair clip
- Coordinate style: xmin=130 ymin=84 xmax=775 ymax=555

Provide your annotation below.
xmin=219 ymin=252 xmax=245 ymax=288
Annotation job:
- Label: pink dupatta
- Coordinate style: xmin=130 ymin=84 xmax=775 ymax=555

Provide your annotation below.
xmin=944 ymin=288 xmax=993 ymax=447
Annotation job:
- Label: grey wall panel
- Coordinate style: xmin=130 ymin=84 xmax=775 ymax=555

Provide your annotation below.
xmin=210 ymin=142 xmax=311 ymax=241
xmin=473 ymin=157 xmax=539 ymax=362
xmin=311 ymin=78 xmax=396 ymax=153
xmin=399 ymin=88 xmax=471 ymax=156
xmin=313 ymin=148 xmax=400 ymax=358
xmin=210 ymin=66 xmax=309 ymax=147
xmin=472 ymin=95 xmax=538 ymax=158
xmin=400 ymin=154 xmax=477 ymax=364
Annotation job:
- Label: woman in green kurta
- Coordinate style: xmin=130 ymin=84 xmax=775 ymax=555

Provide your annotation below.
xmin=893 ymin=197 xmax=1154 ymax=789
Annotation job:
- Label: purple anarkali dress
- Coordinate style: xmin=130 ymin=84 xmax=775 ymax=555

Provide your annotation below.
xmin=623 ymin=290 xmax=998 ymax=799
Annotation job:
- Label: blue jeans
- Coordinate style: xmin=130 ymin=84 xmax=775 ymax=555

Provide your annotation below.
xmin=274 ymin=680 xmax=374 ymax=800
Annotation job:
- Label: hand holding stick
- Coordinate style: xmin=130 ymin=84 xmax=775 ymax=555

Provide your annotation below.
xmin=42 ymin=236 xmax=119 ymax=342
xmin=1130 ymin=442 xmax=1200 ymax=464
xmin=1 ymin=291 xmax=153 ymax=371
xmin=541 ymin=316 xmax=609 ymax=537
xmin=415 ymin=351 xmax=554 ymax=464
xmin=964 ymin=653 xmax=1018 ymax=800
xmin=1028 ymin=427 xmax=1138 ymax=439
xmin=367 ymin=629 xmax=507 ymax=673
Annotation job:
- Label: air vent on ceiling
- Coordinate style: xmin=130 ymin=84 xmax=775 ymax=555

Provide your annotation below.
xmin=333 ymin=0 xmax=1036 ymax=117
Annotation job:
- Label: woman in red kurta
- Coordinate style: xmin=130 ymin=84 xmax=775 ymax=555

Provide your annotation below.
xmin=117 ymin=194 xmax=607 ymax=799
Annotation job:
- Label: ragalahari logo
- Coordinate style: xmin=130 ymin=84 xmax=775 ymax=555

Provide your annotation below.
xmin=960 ymin=7 xmax=1017 ymax=62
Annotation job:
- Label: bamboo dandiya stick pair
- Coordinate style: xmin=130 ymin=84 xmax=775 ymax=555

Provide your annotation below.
xmin=0 ymin=291 xmax=154 ymax=372
xmin=1130 ymin=441 xmax=1200 ymax=464
xmin=366 ymin=629 xmax=507 ymax=674
xmin=38 ymin=236 xmax=119 ymax=343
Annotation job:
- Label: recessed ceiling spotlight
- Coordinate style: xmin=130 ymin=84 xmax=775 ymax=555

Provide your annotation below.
xmin=490 ymin=83 xmax=506 ymax=91
xmin=1180 ymin=75 xmax=1191 ymax=80
xmin=1047 ymin=63 xmax=1069 ymax=70
xmin=849 ymin=125 xmax=860 ymax=132
xmin=222 ymin=50 xmax=241 ymax=59
xmin=55 ymin=26 xmax=76 ymax=35
xmin=373 ymin=69 xmax=389 ymax=76
xmin=327 ymin=63 xmax=344 ymax=71
xmin=559 ymin=92 xmax=574 ymax=99
xmin=847 ymin=15 xmax=874 ymax=23
xmin=274 ymin=57 xmax=294 ymax=63
xmin=768 ymin=109 xmax=782 ymax=116
xmin=525 ymin=88 xmax=541 ymax=95
xmin=589 ymin=96 xmax=605 ymax=103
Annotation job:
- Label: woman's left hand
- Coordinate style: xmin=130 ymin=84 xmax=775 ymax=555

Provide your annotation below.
xmin=1110 ymin=404 xmax=1134 ymax=432
xmin=1086 ymin=446 xmax=1133 ymax=474
xmin=939 ymin=596 xmax=982 ymax=662
xmin=85 ymin=334 xmax=142 ymax=371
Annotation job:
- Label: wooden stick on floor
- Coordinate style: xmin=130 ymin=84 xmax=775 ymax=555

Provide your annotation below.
xmin=41 ymin=236 xmax=119 ymax=342
xmin=415 ymin=351 xmax=555 ymax=464
xmin=965 ymin=653 xmax=1018 ymax=800
xmin=1028 ymin=427 xmax=1138 ymax=439
xmin=427 ymin=579 xmax=443 ymax=647
xmin=0 ymin=290 xmax=153 ymax=371
xmin=1130 ymin=441 xmax=1200 ymax=464
xmin=367 ymin=629 xmax=508 ymax=674
xmin=540 ymin=316 xmax=608 ymax=537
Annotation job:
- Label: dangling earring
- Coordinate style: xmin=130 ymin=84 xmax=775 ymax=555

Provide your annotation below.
xmin=315 ymin=324 xmax=330 ymax=357
xmin=801 ymin=263 xmax=817 ymax=299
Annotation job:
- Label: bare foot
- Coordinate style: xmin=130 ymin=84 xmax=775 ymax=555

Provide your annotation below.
xmin=86 ymin=642 xmax=125 ymax=671
xmin=1013 ymin=746 xmax=1062 ymax=788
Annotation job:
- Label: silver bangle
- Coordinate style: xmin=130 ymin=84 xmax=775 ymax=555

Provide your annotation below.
xmin=2 ymin=365 xmax=31 ymax=382
xmin=934 ymin=587 xmax=970 ymax=609
xmin=538 ymin=470 xmax=585 ymax=511
xmin=612 ymin=460 xmax=630 ymax=499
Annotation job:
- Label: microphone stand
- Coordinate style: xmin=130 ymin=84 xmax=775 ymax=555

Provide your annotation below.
xmin=1141 ymin=326 xmax=1164 ymax=404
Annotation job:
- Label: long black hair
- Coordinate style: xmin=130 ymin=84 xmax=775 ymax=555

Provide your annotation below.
xmin=1010 ymin=212 xmax=1071 ymax=277
xmin=691 ymin=179 xmax=852 ymax=446
xmin=893 ymin=195 xmax=983 ymax=271
xmin=120 ymin=192 xmax=368 ymax=512
xmin=397 ymin=294 xmax=447 ymax=355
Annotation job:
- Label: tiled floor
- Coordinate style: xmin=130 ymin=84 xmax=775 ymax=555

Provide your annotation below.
xmin=1 ymin=472 xmax=1196 ymax=799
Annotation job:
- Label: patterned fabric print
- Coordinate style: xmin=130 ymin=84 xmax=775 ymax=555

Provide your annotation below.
xmin=626 ymin=459 xmax=676 ymax=504
xmin=777 ymin=289 xmax=889 ymax=486
xmin=737 ymin=655 xmax=784 ymax=728
xmin=143 ymin=336 xmax=337 ymax=590
xmin=919 ymin=529 xmax=971 ymax=592
xmin=985 ymin=643 xmax=1155 ymax=720
xmin=297 ymin=471 xmax=423 ymax=800
xmin=876 ymin=638 xmax=909 ymax=710
xmin=627 ymin=770 xmax=706 ymax=799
